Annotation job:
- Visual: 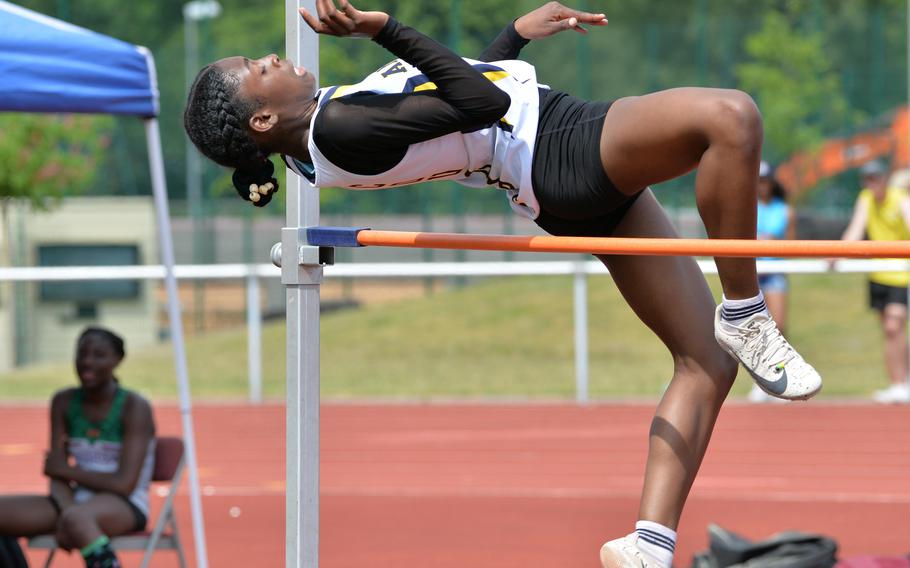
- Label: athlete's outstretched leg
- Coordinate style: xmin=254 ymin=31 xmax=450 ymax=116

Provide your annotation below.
xmin=598 ymin=88 xmax=821 ymax=402
xmin=596 ymin=191 xmax=737 ymax=568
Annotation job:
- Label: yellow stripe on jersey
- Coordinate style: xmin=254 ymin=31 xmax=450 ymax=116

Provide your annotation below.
xmin=330 ymin=85 xmax=356 ymax=99
xmin=411 ymin=70 xmax=510 ymax=93
xmin=413 ymin=81 xmax=437 ymax=92
xmin=482 ymin=70 xmax=509 ymax=82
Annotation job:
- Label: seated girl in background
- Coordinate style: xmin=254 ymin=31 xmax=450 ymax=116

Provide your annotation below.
xmin=0 ymin=328 xmax=155 ymax=568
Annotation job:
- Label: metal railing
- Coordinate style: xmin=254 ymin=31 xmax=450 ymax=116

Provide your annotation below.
xmin=2 ymin=257 xmax=908 ymax=403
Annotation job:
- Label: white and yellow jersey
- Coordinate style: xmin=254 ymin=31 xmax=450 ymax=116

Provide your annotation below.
xmin=285 ymin=57 xmax=543 ymax=220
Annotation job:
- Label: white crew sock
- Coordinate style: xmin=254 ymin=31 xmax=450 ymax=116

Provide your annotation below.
xmin=721 ymin=292 xmax=769 ymax=324
xmin=634 ymin=520 xmax=676 ymax=568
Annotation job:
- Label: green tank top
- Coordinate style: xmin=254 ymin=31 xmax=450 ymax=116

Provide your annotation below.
xmin=66 ymin=386 xmax=127 ymax=444
xmin=65 ymin=385 xmax=156 ymax=517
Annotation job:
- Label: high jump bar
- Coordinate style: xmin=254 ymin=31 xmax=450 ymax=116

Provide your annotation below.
xmin=307 ymin=227 xmax=910 ymax=258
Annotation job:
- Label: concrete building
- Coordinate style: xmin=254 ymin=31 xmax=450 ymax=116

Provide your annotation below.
xmin=0 ymin=197 xmax=158 ymax=369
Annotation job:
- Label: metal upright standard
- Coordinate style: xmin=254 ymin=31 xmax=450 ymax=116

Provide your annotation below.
xmin=282 ymin=1 xmax=322 ymax=566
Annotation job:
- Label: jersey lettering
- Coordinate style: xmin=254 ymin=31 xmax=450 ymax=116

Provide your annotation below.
xmin=380 ymin=61 xmax=408 ymax=77
xmin=348 ymin=166 xmax=463 ymax=189
xmin=427 ymin=168 xmax=463 ymax=181
xmin=464 ymin=164 xmax=517 ymax=191
xmin=347 ymin=165 xmax=516 ymax=190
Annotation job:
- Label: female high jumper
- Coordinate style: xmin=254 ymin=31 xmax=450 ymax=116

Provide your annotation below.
xmin=183 ymin=2 xmax=822 ymax=566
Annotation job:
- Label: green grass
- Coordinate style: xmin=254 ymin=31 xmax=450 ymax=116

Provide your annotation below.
xmin=0 ymin=273 xmax=893 ymax=401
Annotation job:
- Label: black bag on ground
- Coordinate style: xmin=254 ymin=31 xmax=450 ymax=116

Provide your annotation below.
xmin=0 ymin=536 xmax=28 ymax=568
xmin=691 ymin=523 xmax=838 ymax=568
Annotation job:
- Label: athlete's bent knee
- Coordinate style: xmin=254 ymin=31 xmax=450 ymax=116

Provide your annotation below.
xmin=707 ymin=90 xmax=763 ymax=151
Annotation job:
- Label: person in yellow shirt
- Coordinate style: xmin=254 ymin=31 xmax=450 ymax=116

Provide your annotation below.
xmin=840 ymin=160 xmax=910 ymax=403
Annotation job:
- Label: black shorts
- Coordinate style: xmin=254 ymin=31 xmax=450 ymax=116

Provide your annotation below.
xmin=47 ymin=494 xmax=147 ymax=533
xmin=869 ymin=281 xmax=908 ymax=311
xmin=531 ymin=89 xmax=642 ymax=237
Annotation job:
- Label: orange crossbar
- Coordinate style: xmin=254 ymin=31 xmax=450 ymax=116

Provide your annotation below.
xmin=356 ymin=230 xmax=910 ymax=259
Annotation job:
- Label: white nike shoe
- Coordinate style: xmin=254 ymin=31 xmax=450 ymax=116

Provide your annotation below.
xmin=714 ymin=306 xmax=822 ymax=401
xmin=872 ymin=382 xmax=910 ymax=404
xmin=600 ymin=535 xmax=662 ymax=568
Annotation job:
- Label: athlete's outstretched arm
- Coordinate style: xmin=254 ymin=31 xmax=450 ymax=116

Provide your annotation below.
xmin=479 ymin=2 xmax=607 ymax=62
xmin=301 ymin=0 xmax=516 ymax=174
xmin=302 ymin=0 xmax=509 ymax=122
xmin=478 ymin=21 xmax=530 ymax=62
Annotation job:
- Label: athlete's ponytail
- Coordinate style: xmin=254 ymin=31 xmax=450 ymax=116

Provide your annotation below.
xmin=232 ymin=159 xmax=279 ymax=207
xmin=184 ymin=64 xmax=279 ymax=207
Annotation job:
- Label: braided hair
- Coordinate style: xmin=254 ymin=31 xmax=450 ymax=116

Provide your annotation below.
xmin=184 ymin=64 xmax=279 ymax=207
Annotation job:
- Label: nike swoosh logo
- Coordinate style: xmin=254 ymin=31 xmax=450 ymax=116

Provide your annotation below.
xmin=748 ymin=367 xmax=788 ymax=395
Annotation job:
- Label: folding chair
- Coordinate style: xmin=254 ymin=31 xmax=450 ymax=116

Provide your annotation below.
xmin=30 ymin=436 xmax=188 ymax=568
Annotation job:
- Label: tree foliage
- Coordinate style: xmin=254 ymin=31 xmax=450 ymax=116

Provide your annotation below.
xmin=0 ymin=113 xmax=111 ymax=208
xmin=6 ymin=0 xmax=910 ymax=210
xmin=736 ymin=10 xmax=849 ymax=160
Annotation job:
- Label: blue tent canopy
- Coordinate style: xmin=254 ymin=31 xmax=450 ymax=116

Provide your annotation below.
xmin=0 ymin=0 xmax=158 ymax=117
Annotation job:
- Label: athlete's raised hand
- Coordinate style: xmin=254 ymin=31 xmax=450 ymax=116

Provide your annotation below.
xmin=299 ymin=0 xmax=389 ymax=39
xmin=515 ymin=1 xmax=607 ymax=39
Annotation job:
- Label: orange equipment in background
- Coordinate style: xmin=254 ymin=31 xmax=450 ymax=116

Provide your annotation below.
xmin=776 ymin=106 xmax=910 ymax=195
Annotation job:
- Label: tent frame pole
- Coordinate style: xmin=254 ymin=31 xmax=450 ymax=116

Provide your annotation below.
xmin=144 ymin=117 xmax=209 ymax=568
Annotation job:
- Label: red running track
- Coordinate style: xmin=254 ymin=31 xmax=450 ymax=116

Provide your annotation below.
xmin=0 ymin=402 xmax=908 ymax=567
